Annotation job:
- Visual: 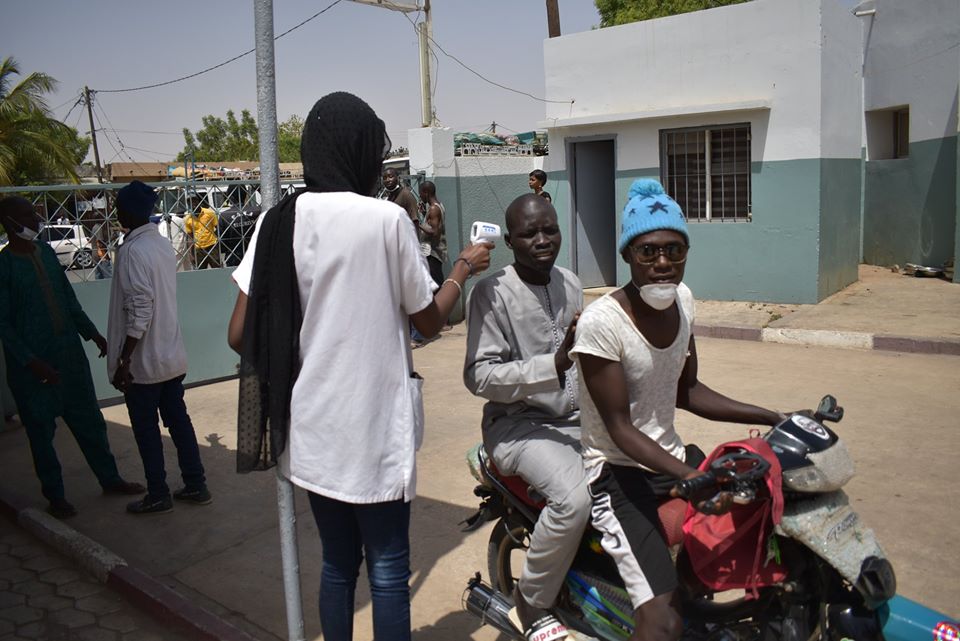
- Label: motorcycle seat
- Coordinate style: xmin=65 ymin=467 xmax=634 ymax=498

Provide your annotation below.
xmin=484 ymin=452 xmax=686 ymax=546
xmin=484 ymin=458 xmax=547 ymax=510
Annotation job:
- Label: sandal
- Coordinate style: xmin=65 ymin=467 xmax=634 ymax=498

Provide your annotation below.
xmin=508 ymin=608 xmax=568 ymax=641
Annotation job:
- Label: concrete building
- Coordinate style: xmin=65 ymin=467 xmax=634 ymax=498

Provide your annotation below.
xmin=354 ymin=1 xmax=960 ymax=307
xmin=540 ymin=0 xmax=865 ymax=303
xmin=859 ymin=0 xmax=959 ymax=282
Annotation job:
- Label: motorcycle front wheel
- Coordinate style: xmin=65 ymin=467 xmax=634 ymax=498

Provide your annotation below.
xmin=487 ymin=520 xmax=530 ymax=596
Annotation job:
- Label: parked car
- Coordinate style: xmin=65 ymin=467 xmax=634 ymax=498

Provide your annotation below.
xmin=40 ymin=224 xmax=95 ymax=270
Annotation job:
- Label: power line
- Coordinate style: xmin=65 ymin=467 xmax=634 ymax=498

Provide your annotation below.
xmin=99 ymin=128 xmax=183 ymax=136
xmin=379 ymin=0 xmax=573 ymax=106
xmin=94 ymin=101 xmax=149 ymax=174
xmin=60 ymin=96 xmax=84 ymax=127
xmin=52 ymin=92 xmax=83 ymax=113
xmin=94 ymin=0 xmax=344 ymax=94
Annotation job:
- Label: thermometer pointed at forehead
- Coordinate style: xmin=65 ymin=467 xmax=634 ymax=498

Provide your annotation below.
xmin=470 ymin=221 xmax=500 ymax=245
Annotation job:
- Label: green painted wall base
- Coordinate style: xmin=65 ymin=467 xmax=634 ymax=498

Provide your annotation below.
xmin=436 ymin=157 xmax=862 ymax=304
xmin=864 ymin=135 xmax=958 ymax=268
xmin=73 ymin=268 xmax=240 ymax=403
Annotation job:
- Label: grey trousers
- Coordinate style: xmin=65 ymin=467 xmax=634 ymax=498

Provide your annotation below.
xmin=483 ymin=417 xmax=591 ymax=609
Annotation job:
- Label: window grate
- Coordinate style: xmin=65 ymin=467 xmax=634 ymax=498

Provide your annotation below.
xmin=661 ymin=124 xmax=751 ymax=222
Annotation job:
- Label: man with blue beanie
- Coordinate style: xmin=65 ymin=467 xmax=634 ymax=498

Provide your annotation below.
xmin=108 ymin=180 xmax=210 ymax=514
xmin=570 ymin=179 xmax=789 ymax=641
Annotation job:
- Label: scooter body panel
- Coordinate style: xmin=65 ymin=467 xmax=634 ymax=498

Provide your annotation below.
xmin=880 ymin=595 xmax=959 ymax=641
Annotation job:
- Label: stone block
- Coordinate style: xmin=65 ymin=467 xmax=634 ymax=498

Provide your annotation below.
xmin=38 ymin=568 xmax=80 ymax=587
xmin=76 ymin=626 xmax=119 ymax=641
xmin=0 ymin=591 xmax=25 ymax=608
xmin=11 ymin=581 xmax=52 ymax=598
xmin=49 ymin=607 xmax=96 ymax=628
xmin=0 ymin=568 xmax=35 ymax=584
xmin=75 ymin=594 xmax=122 ymax=616
xmin=8 ymin=545 xmax=44 ymax=561
xmin=0 ymin=603 xmax=43 ymax=625
xmin=13 ymin=620 xmax=46 ymax=639
xmin=99 ymin=613 xmax=137 ymax=634
xmin=121 ymin=630 xmax=163 ymax=641
xmin=57 ymin=580 xmax=102 ymax=599
xmin=22 ymin=555 xmax=62 ymax=573
xmin=27 ymin=593 xmax=72 ymax=611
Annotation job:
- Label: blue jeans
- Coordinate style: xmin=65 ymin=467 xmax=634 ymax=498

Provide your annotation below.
xmin=124 ymin=375 xmax=206 ymax=499
xmin=308 ymin=493 xmax=411 ymax=641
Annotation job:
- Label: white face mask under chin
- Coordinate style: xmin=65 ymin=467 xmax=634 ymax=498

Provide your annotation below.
xmin=633 ymin=282 xmax=679 ymax=311
xmin=13 ymin=222 xmax=42 ymax=242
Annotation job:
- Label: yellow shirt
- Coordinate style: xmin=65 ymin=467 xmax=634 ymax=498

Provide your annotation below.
xmin=185 ymin=208 xmax=218 ymax=249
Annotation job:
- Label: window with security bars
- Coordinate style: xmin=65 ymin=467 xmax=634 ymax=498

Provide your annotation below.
xmin=660 ymin=124 xmax=752 ymax=222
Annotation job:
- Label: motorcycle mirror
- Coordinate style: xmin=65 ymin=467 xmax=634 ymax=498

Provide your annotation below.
xmin=815 ymin=395 xmax=844 ymax=423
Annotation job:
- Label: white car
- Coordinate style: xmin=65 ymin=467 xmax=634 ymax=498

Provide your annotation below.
xmin=40 ymin=224 xmax=96 ymax=269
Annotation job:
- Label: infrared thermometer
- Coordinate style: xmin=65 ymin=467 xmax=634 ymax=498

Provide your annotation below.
xmin=470 ymin=221 xmax=501 ymax=245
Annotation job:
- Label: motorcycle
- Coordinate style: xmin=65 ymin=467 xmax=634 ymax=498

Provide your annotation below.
xmin=461 ymin=396 xmax=958 ymax=641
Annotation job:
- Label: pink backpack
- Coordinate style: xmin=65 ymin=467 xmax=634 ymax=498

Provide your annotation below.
xmin=681 ymin=438 xmax=787 ymax=596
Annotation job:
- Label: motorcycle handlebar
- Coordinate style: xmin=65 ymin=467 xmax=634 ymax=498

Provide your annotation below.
xmin=674 ymin=472 xmax=718 ymax=500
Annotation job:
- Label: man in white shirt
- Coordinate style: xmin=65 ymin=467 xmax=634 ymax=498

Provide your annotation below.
xmin=108 ymin=181 xmax=210 ymax=515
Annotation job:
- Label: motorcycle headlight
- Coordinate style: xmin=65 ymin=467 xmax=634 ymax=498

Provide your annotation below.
xmin=782 ymin=440 xmax=855 ymax=492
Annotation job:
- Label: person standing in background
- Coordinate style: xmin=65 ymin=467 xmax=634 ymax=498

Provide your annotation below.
xmin=108 ymin=181 xmax=210 ymax=515
xmin=185 ymin=195 xmax=220 ymax=269
xmin=0 ymin=196 xmax=144 ymax=518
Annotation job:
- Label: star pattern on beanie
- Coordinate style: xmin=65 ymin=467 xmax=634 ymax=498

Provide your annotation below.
xmin=648 ymin=201 xmax=668 ymax=214
xmin=618 ymin=179 xmax=689 ymax=253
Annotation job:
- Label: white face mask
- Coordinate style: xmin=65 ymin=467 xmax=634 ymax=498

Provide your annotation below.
xmin=10 ymin=221 xmax=42 ymax=242
xmin=635 ymin=282 xmax=679 ymax=311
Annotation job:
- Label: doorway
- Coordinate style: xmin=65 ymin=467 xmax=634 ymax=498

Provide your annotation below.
xmin=570 ymin=139 xmax=617 ymax=287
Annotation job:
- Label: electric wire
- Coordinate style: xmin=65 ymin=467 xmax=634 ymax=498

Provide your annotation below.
xmin=379 ymin=0 xmax=573 ymax=105
xmin=99 ymin=128 xmax=183 ymax=136
xmin=93 ymin=101 xmax=148 ymax=173
xmin=60 ymin=97 xmax=84 ymax=128
xmin=94 ymin=0 xmax=344 ymax=93
xmin=52 ymin=92 xmax=83 ymax=113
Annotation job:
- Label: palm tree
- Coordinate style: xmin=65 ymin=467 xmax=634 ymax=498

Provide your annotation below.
xmin=0 ymin=56 xmax=84 ymax=186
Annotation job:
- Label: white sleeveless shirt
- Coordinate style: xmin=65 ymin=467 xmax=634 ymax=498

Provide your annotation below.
xmin=570 ymin=283 xmax=695 ymax=472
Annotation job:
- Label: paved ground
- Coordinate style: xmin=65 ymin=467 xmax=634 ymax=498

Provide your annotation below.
xmin=0 ymin=265 xmax=958 ymax=640
xmin=0 ymin=515 xmax=187 ymax=641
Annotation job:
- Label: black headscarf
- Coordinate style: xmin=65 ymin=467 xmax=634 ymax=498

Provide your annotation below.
xmin=236 ymin=92 xmax=390 ymax=473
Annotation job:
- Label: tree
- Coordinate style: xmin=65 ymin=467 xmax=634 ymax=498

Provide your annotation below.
xmin=595 ymin=0 xmax=750 ymax=26
xmin=177 ymin=109 xmax=259 ymax=162
xmin=277 ymin=114 xmax=303 ymax=163
xmin=0 ymin=56 xmax=89 ymax=186
xmin=178 ymin=111 xmax=305 ymax=163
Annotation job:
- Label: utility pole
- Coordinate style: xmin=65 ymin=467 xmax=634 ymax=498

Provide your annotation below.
xmin=350 ymin=0 xmax=432 ymax=126
xmin=546 ymin=0 xmax=561 ymax=38
xmin=417 ymin=0 xmax=433 ymax=126
xmin=84 ymin=86 xmax=104 ymax=183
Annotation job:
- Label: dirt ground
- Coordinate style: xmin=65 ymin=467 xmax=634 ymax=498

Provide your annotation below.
xmin=0 ymin=331 xmax=957 ymax=640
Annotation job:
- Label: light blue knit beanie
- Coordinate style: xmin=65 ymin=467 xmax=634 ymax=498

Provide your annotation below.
xmin=618 ymin=178 xmax=689 ymax=253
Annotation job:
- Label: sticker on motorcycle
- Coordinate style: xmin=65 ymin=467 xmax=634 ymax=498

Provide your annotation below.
xmin=791 ymin=415 xmax=830 ymax=440
xmin=934 ymin=621 xmax=959 ymax=641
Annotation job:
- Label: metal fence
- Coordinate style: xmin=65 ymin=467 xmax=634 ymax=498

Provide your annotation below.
xmin=0 ymin=180 xmax=304 ymax=283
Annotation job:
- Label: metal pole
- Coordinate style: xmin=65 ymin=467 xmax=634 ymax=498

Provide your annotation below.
xmin=418 ymin=0 xmax=433 ymax=127
xmin=84 ymin=86 xmax=104 ymax=183
xmin=253 ymin=2 xmax=302 ymax=641
xmin=254 ymin=0 xmax=281 ymax=209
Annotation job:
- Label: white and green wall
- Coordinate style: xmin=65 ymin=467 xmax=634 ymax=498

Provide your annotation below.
xmin=536 ymin=0 xmax=864 ymax=303
xmin=860 ymin=0 xmax=959 ymax=274
xmin=73 ymin=269 xmax=240 ymax=403
xmin=409 ymin=128 xmax=552 ymax=319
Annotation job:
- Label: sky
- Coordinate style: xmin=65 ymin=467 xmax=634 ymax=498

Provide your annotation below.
xmin=3 ymin=0 xmax=602 ymax=165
